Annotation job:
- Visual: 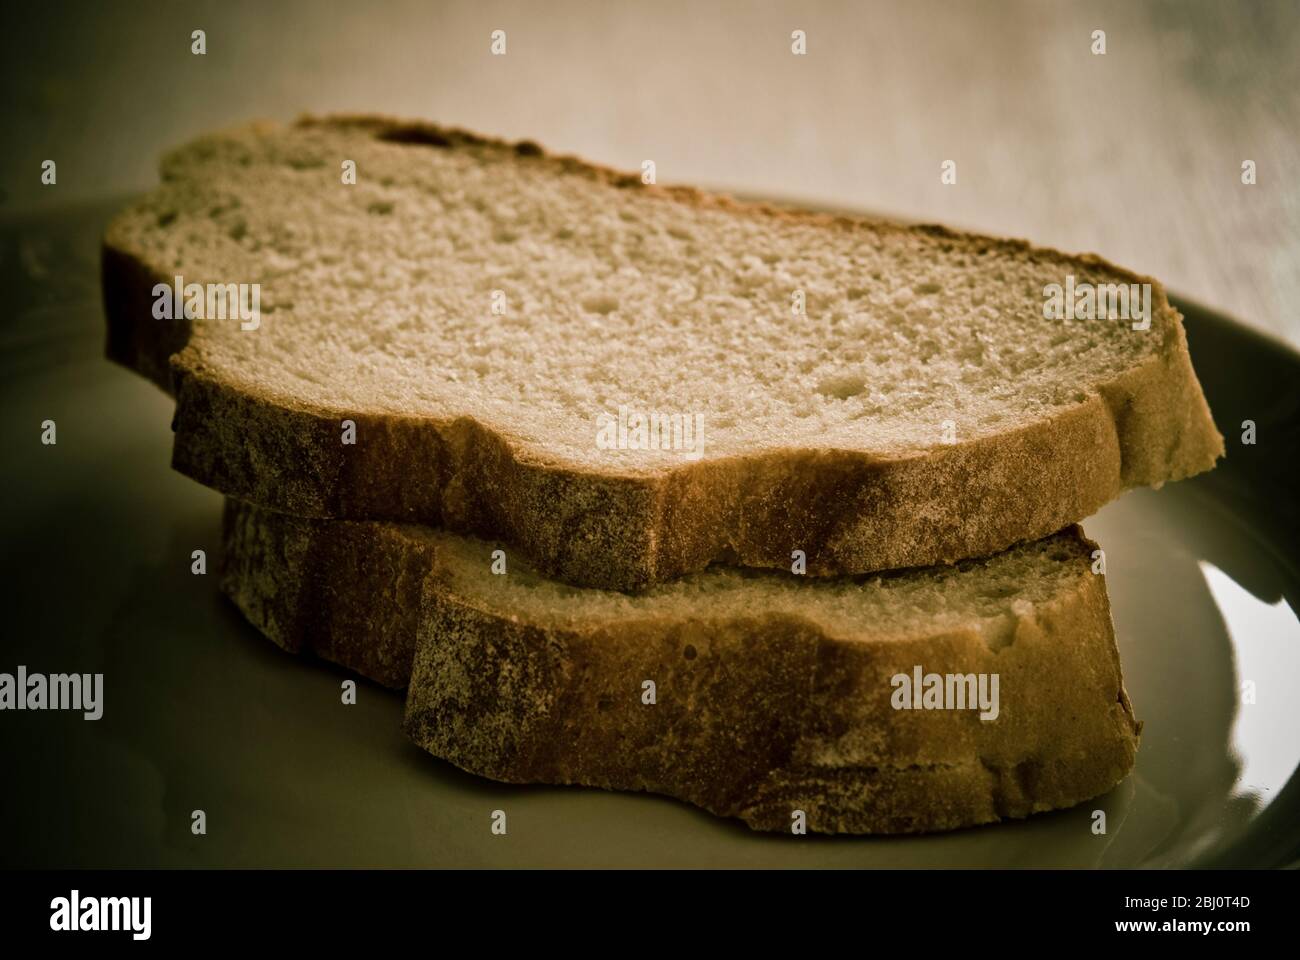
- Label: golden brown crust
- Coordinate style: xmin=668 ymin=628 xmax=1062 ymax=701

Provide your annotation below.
xmin=403 ymin=555 xmax=1140 ymax=834
xmin=221 ymin=500 xmax=1141 ymax=834
xmin=219 ymin=501 xmax=431 ymax=688
xmin=108 ymin=115 xmax=1223 ymax=591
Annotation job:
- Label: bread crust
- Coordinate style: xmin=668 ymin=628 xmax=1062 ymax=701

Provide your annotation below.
xmin=219 ymin=500 xmax=430 ymax=689
xmin=221 ymin=500 xmax=1141 ymax=834
xmin=405 ymin=581 xmax=1141 ymax=834
xmin=108 ymin=115 xmax=1223 ymax=591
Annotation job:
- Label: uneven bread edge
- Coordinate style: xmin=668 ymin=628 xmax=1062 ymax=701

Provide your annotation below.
xmin=162 ymin=334 xmax=1219 ymax=591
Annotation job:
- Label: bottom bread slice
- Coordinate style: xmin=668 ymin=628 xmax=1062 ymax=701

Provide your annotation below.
xmin=221 ymin=500 xmax=1141 ymax=834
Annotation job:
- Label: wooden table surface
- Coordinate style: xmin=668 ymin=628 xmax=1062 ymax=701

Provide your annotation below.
xmin=5 ymin=0 xmax=1297 ymax=345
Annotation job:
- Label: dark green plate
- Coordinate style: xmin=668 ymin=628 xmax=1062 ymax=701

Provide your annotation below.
xmin=2 ymin=200 xmax=1297 ymax=867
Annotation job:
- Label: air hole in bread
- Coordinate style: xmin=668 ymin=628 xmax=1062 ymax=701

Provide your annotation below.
xmin=376 ymin=125 xmax=454 ymax=148
xmin=817 ymin=373 xmax=867 ymax=400
xmin=581 ymin=294 xmax=619 ymax=315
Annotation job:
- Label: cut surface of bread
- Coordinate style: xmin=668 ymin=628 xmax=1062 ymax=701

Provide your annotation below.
xmin=221 ymin=499 xmax=1141 ymax=834
xmin=109 ymin=115 xmax=1223 ymax=589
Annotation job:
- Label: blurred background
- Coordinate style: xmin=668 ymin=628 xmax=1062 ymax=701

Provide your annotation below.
xmin=2 ymin=0 xmax=1300 ymax=346
xmin=3 ymin=0 xmax=1297 ymax=345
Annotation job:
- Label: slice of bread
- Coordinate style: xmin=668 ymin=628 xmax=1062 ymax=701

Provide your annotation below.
xmin=107 ymin=115 xmax=1223 ymax=590
xmin=221 ymin=499 xmax=1141 ymax=834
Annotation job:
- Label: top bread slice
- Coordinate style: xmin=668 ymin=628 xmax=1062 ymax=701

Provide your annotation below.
xmin=103 ymin=114 xmax=1224 ymax=591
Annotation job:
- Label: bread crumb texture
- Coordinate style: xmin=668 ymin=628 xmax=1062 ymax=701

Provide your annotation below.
xmin=108 ymin=116 xmax=1223 ymax=589
xmin=108 ymin=116 xmax=1219 ymax=465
